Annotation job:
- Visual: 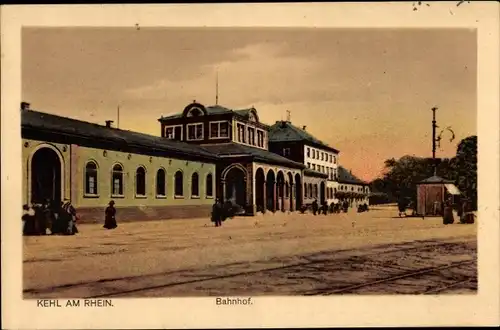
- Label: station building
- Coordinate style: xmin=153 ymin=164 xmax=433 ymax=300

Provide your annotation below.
xmin=22 ymin=100 xmax=369 ymax=223
xmin=158 ymin=102 xmax=305 ymax=215
xmin=22 ymin=103 xmax=218 ymax=223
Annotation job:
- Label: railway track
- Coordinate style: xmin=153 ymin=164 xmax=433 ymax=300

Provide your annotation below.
xmin=78 ymin=240 xmax=476 ymax=298
xmin=302 ymin=259 xmax=476 ymax=295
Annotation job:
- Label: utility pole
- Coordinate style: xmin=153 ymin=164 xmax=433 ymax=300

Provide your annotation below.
xmin=431 ymin=106 xmax=438 ymax=176
xmin=286 ymin=110 xmax=291 ymax=122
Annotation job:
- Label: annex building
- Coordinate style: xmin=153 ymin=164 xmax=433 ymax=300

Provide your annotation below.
xmin=22 ymin=101 xmax=370 ymax=223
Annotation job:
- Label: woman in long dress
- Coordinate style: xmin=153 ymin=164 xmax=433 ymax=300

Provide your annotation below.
xmin=104 ymin=200 xmax=117 ymax=229
xmin=442 ymin=197 xmax=455 ymax=225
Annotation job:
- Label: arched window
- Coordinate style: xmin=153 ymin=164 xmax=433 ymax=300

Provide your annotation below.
xmin=156 ymin=168 xmax=166 ymax=196
xmin=191 ymin=172 xmax=199 ymax=197
xmin=308 ymin=183 xmax=313 ymax=198
xmin=85 ymin=161 xmax=98 ymax=195
xmin=112 ymin=164 xmax=124 ymax=196
xmin=304 ymin=183 xmax=308 ymax=198
xmin=175 ymin=171 xmax=183 ymax=197
xmin=136 ymin=167 xmax=146 ymax=196
xmin=206 ymin=173 xmax=213 ymax=197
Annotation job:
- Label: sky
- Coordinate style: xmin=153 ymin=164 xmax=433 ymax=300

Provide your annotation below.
xmin=22 ymin=27 xmax=477 ymax=181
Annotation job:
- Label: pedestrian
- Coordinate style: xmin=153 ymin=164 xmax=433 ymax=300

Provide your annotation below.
xmin=104 ymin=200 xmax=118 ymax=229
xmin=22 ymin=204 xmax=32 ymax=235
xmin=322 ymin=201 xmax=328 ymax=215
xmin=397 ymin=196 xmax=407 ymax=217
xmin=62 ymin=199 xmax=78 ymax=235
xmin=312 ymin=199 xmax=319 ymax=215
xmin=442 ymin=197 xmax=455 ymax=225
xmin=211 ymin=198 xmax=223 ymax=227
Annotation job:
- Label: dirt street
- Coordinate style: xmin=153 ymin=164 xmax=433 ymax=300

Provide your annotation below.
xmin=23 ymin=205 xmax=477 ymax=298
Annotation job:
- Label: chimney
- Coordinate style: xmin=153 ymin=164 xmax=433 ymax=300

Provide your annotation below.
xmin=21 ymin=102 xmax=30 ymax=110
xmin=302 ymin=125 xmax=307 ymax=131
xmin=280 ymin=121 xmax=287 ymax=128
xmin=105 ymin=120 xmax=114 ymax=128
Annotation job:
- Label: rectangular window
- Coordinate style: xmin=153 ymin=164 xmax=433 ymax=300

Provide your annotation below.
xmin=307 ymin=162 xmax=311 ymax=168
xmin=329 ymin=154 xmax=333 ymax=163
xmin=256 ymin=130 xmax=264 ymax=147
xmin=237 ymin=123 xmax=246 ymax=143
xmin=165 ymin=126 xmax=183 ymax=141
xmin=210 ymin=121 xmax=229 ymax=139
xmin=321 ymin=152 xmax=324 ymax=161
xmin=307 ymin=148 xmax=310 ymax=157
xmin=315 ymin=150 xmax=319 ymax=159
xmin=248 ymin=127 xmax=255 ymax=145
xmin=312 ymin=164 xmax=316 ymax=170
xmin=283 ymin=148 xmax=290 ymax=157
xmin=187 ymin=123 xmax=203 ymax=140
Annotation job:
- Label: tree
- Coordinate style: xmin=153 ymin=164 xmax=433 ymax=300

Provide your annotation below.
xmin=452 ymin=135 xmax=477 ymax=209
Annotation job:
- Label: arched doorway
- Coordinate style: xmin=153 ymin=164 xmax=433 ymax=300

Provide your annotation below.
xmin=31 ymin=147 xmax=62 ymax=204
xmin=295 ymin=173 xmax=302 ymax=210
xmin=224 ymin=166 xmax=247 ymax=207
xmin=319 ymin=181 xmax=326 ymax=205
xmin=276 ymin=171 xmax=285 ymax=212
xmin=266 ymin=170 xmax=276 ymax=212
xmin=255 ymin=168 xmax=266 ymax=213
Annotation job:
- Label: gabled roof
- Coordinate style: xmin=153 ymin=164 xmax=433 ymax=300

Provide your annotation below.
xmin=202 ymin=142 xmax=305 ymax=169
xmin=22 ymin=109 xmax=218 ymax=160
xmin=337 ymin=166 xmax=367 ymax=185
xmin=268 ymin=121 xmax=339 ymax=153
xmin=418 ymin=175 xmax=455 ymax=184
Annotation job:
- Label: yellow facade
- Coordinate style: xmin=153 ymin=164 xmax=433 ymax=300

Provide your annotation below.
xmin=23 ymin=138 xmax=216 ymax=209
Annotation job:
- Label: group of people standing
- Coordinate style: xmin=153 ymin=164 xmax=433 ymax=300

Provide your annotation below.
xmin=210 ymin=199 xmax=237 ymax=227
xmin=22 ymin=199 xmax=78 ymax=236
xmin=309 ymin=199 xmax=365 ymax=215
xmin=22 ymin=199 xmax=119 ymax=235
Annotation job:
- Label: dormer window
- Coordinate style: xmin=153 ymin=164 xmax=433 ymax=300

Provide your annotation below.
xmin=248 ymin=127 xmax=255 ymax=145
xmin=283 ymin=148 xmax=290 ymax=157
xmin=187 ymin=123 xmax=203 ymax=140
xmin=165 ymin=125 xmax=183 ymax=141
xmin=248 ymin=112 xmax=257 ymax=122
xmin=187 ymin=107 xmax=203 ymax=117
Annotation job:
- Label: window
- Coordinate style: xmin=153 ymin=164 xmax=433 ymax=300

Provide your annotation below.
xmin=210 ymin=121 xmax=229 ymax=139
xmin=237 ymin=123 xmax=246 ymax=143
xmin=257 ymin=130 xmax=265 ymax=147
xmin=175 ymin=171 xmax=183 ymax=197
xmin=308 ymin=183 xmax=313 ymax=198
xmin=333 ymin=156 xmax=337 ymax=164
xmin=321 ymin=152 xmax=324 ymax=161
xmin=312 ymin=164 xmax=316 ymax=170
xmin=112 ymin=164 xmax=124 ymax=196
xmin=136 ymin=167 xmax=146 ymax=196
xmin=191 ymin=172 xmax=199 ymax=197
xmin=304 ymin=183 xmax=308 ymax=197
xmin=307 ymin=148 xmax=310 ymax=157
xmin=316 ymin=150 xmax=319 ymax=159
xmin=187 ymin=107 xmax=203 ymax=117
xmin=283 ymin=148 xmax=290 ymax=157
xmin=329 ymin=154 xmax=332 ymax=163
xmin=165 ymin=126 xmax=183 ymax=141
xmin=187 ymin=123 xmax=203 ymax=140
xmin=85 ymin=161 xmax=98 ymax=195
xmin=248 ymin=127 xmax=255 ymax=145
xmin=307 ymin=162 xmax=311 ymax=168
xmin=311 ymin=149 xmax=315 ymax=159
xmin=206 ymin=173 xmax=213 ymax=197
xmin=314 ymin=185 xmax=318 ymax=198
xmin=156 ymin=168 xmax=166 ymax=196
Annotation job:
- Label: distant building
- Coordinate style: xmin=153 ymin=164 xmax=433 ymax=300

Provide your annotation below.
xmin=268 ymin=120 xmax=339 ymax=206
xmin=336 ymin=166 xmax=370 ymax=205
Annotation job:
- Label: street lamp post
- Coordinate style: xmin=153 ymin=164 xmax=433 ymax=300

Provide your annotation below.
xmin=431 ymin=106 xmax=438 ymax=176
